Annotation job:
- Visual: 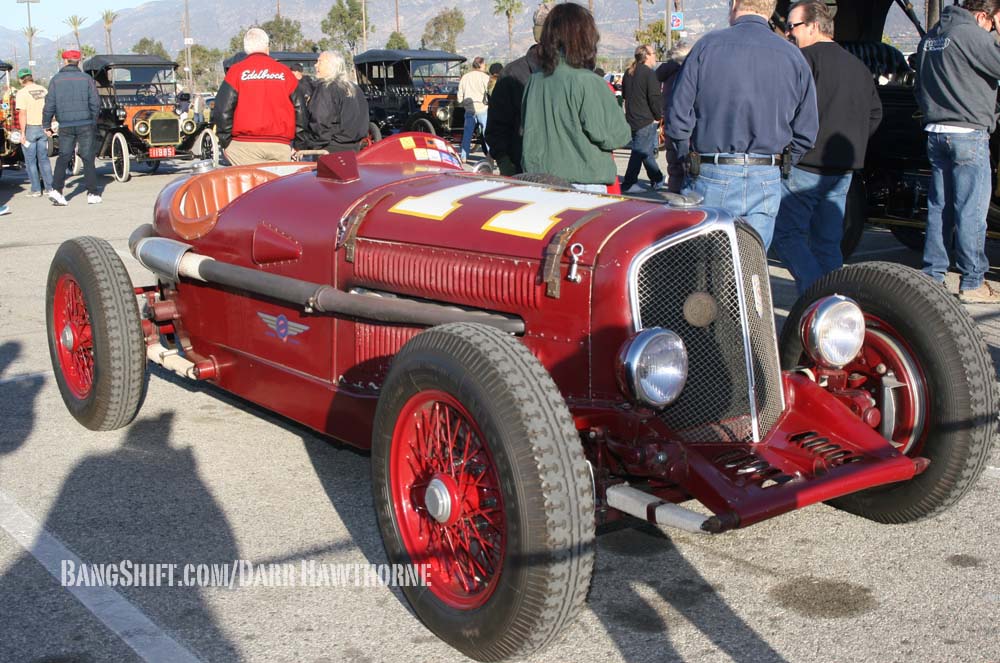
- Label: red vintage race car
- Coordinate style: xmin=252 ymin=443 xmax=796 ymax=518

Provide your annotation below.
xmin=46 ymin=134 xmax=997 ymax=661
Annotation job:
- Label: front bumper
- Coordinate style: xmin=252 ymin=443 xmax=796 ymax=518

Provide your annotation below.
xmin=662 ymin=373 xmax=927 ymax=529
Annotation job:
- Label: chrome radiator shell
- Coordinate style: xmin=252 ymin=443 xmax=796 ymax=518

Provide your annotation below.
xmin=628 ymin=217 xmax=785 ymax=442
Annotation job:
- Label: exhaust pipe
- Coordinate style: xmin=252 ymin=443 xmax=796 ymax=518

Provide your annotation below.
xmin=131 ymin=234 xmax=525 ymax=334
xmin=605 ymin=484 xmax=736 ymax=534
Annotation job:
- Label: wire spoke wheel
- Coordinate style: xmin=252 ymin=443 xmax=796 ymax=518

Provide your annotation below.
xmin=111 ymin=132 xmax=131 ymax=182
xmin=52 ymin=274 xmax=95 ymax=399
xmin=391 ymin=391 xmax=505 ymax=609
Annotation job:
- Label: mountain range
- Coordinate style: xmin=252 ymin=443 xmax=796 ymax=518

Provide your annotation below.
xmin=0 ymin=0 xmax=925 ymax=80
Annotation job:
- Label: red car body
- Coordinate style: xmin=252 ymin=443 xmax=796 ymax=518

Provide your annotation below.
xmin=49 ymin=132 xmax=995 ymax=659
xmin=138 ymin=135 xmax=923 ymax=529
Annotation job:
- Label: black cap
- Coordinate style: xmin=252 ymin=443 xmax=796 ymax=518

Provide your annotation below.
xmin=289 ymin=62 xmax=304 ymax=72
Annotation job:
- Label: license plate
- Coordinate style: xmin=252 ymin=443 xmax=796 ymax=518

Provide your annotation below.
xmin=148 ymin=146 xmax=175 ymax=159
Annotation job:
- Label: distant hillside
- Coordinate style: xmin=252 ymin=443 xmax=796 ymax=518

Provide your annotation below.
xmin=1 ymin=0 xmax=928 ymax=81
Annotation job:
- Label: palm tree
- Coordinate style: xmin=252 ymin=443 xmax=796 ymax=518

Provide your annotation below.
xmin=22 ymin=26 xmax=40 ymax=64
xmin=636 ymin=0 xmax=654 ymax=31
xmin=101 ymin=9 xmax=118 ymax=54
xmin=64 ymin=15 xmax=87 ymax=51
xmin=493 ymin=0 xmax=524 ymax=60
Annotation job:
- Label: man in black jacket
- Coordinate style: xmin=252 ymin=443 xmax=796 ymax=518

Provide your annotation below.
xmin=42 ymin=50 xmax=101 ymax=206
xmin=621 ymin=44 xmax=664 ymax=193
xmin=485 ymin=2 xmax=552 ymax=176
xmin=772 ymin=0 xmax=882 ymax=294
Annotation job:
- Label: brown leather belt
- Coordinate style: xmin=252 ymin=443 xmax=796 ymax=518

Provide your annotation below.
xmin=699 ymin=153 xmax=783 ymax=166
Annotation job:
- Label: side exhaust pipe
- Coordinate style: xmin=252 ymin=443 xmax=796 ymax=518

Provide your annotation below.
xmin=130 ymin=232 xmax=525 ymax=334
xmin=605 ymin=484 xmax=737 ymax=534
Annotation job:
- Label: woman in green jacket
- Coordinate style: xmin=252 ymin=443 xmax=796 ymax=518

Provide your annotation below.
xmin=520 ymin=3 xmax=631 ymax=192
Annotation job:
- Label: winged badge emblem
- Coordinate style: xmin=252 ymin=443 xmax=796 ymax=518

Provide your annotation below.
xmin=257 ymin=312 xmax=309 ymax=343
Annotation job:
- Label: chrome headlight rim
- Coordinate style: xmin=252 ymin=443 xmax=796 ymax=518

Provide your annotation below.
xmin=800 ymin=294 xmax=866 ymax=369
xmin=617 ymin=327 xmax=689 ymax=409
xmin=435 ymin=106 xmax=451 ymax=122
xmin=181 ymin=119 xmax=197 ymax=134
xmin=134 ymin=120 xmax=150 ymax=136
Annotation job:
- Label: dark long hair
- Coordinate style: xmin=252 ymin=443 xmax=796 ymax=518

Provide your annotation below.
xmin=538 ymin=3 xmax=600 ymax=75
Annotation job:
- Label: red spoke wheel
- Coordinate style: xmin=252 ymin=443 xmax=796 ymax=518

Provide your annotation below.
xmin=781 ymin=262 xmax=997 ymax=523
xmin=373 ymin=323 xmax=594 ymax=661
xmin=46 ymin=237 xmax=147 ymax=431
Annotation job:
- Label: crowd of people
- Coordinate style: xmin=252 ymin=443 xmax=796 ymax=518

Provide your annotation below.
xmin=4 ymin=0 xmax=1000 ymax=305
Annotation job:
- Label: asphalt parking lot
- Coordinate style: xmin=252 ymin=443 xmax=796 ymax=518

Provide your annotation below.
xmin=0 ymin=153 xmax=998 ymax=663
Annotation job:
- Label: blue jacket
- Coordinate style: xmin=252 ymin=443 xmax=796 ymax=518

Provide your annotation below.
xmin=42 ymin=65 xmax=100 ymax=129
xmin=665 ymin=15 xmax=818 ymax=163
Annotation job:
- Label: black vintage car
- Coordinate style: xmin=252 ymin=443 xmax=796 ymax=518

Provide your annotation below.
xmin=83 ymin=54 xmax=218 ymax=182
xmin=354 ymin=49 xmax=468 ymax=141
xmin=775 ymin=0 xmax=997 ymax=256
xmin=223 ymin=50 xmax=319 ymax=75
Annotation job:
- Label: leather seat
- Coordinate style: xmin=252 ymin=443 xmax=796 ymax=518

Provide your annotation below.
xmin=169 ymin=164 xmax=311 ymax=240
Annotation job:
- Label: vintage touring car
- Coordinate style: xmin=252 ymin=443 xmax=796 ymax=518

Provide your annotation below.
xmin=82 ymin=54 xmax=218 ymax=182
xmin=47 ymin=133 xmax=997 ymax=660
xmin=354 ymin=49 xmax=468 ymax=142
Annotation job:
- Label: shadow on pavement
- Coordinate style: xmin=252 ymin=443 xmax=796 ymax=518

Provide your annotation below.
xmin=0 ymin=411 xmax=240 ymax=661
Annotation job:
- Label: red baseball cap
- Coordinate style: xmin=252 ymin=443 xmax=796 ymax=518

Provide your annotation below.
xmin=61 ymin=49 xmax=82 ymax=60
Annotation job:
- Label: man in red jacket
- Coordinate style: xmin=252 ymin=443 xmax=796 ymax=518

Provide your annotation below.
xmin=212 ymin=28 xmax=306 ymax=165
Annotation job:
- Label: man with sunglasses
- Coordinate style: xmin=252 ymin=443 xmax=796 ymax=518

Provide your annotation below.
xmin=916 ymin=0 xmax=1000 ymax=303
xmin=665 ymin=0 xmax=817 ymax=248
xmin=772 ymin=1 xmax=882 ymax=294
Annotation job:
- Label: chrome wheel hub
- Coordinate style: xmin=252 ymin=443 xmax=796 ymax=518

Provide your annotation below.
xmin=61 ymin=324 xmax=75 ymax=351
xmin=424 ymin=477 xmax=452 ymax=524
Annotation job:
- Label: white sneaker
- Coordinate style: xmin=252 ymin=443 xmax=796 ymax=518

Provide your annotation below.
xmin=87 ymin=194 xmax=102 ymax=205
xmin=26 ymin=191 xmax=42 ymax=198
xmin=48 ymin=191 xmax=68 ymax=206
xmin=623 ymin=184 xmax=644 ymax=194
xmin=651 ymin=180 xmax=666 ymax=191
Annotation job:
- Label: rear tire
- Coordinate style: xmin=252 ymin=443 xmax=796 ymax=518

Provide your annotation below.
xmin=780 ymin=262 xmax=997 ymax=523
xmin=46 ymin=237 xmax=147 ymax=430
xmin=408 ymin=117 xmax=436 ymax=135
xmin=372 ymin=323 xmax=594 ymax=661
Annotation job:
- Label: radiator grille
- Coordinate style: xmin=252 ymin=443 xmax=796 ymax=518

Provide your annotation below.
xmin=634 ymin=223 xmax=783 ymax=442
xmin=150 ymin=118 xmax=179 ymax=145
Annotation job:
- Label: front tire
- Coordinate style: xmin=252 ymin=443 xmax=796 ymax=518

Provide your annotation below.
xmin=408 ymin=117 xmax=436 ymax=135
xmin=372 ymin=323 xmax=594 ymax=661
xmin=111 ymin=132 xmax=131 ymax=182
xmin=780 ymin=262 xmax=997 ymax=523
xmin=197 ymin=129 xmax=219 ymax=168
xmin=46 ymin=237 xmax=147 ymax=430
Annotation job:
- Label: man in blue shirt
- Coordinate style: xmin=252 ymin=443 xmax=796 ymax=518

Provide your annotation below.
xmin=666 ymin=0 xmax=818 ymax=248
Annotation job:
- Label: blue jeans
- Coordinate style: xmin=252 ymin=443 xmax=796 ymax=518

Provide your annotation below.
xmin=460 ymin=110 xmax=487 ymax=162
xmin=683 ymin=155 xmax=782 ymax=248
xmin=52 ymin=124 xmax=99 ymax=196
xmin=923 ymin=130 xmax=991 ymax=291
xmin=621 ymin=122 xmax=664 ymax=190
xmin=22 ymin=126 xmax=54 ymax=193
xmin=772 ymin=167 xmax=853 ymax=294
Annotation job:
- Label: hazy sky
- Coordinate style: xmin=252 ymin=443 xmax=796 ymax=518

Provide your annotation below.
xmin=5 ymin=0 xmax=144 ymax=38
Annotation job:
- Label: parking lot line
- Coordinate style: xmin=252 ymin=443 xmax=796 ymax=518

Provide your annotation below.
xmin=0 ymin=489 xmax=202 ymax=663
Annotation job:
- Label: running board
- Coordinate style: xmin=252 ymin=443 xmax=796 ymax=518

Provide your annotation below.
xmin=605 ymin=484 xmax=735 ymax=534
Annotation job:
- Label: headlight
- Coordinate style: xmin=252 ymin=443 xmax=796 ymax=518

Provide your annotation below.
xmin=116 ymin=108 xmax=127 ymax=121
xmin=10 ymin=130 xmax=22 ymax=144
xmin=435 ymin=107 xmax=451 ymax=122
xmin=134 ymin=120 xmax=150 ymax=136
xmin=799 ymin=295 xmax=865 ymax=368
xmin=182 ymin=120 xmax=196 ymax=134
xmin=617 ymin=328 xmax=688 ymax=408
